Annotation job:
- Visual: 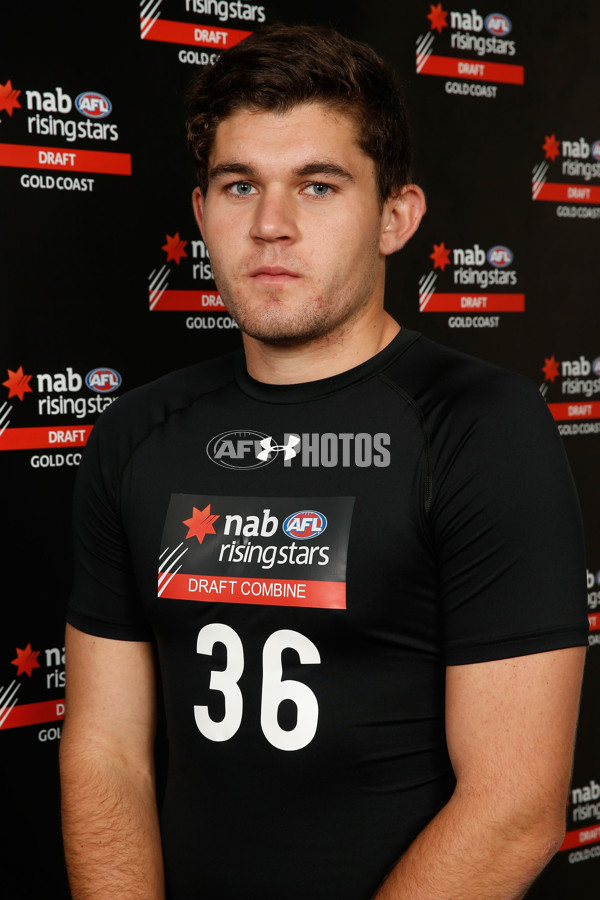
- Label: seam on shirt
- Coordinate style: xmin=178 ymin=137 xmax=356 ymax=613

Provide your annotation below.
xmin=446 ymin=624 xmax=590 ymax=665
xmin=377 ymin=373 xmax=434 ymax=520
xmin=114 ymin=375 xmax=235 ymax=516
xmin=449 ymin=622 xmax=589 ymax=648
xmin=234 ymin=329 xmax=423 ymax=405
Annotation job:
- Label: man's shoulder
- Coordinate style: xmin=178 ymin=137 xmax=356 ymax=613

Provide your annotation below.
xmin=87 ymin=350 xmax=238 ymax=446
xmin=386 ymin=332 xmax=546 ymax=426
xmin=383 ymin=334 xmax=566 ymax=483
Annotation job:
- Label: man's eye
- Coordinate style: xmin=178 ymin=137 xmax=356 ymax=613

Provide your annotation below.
xmin=306 ymin=183 xmax=332 ymax=197
xmin=228 ymin=181 xmax=256 ymax=196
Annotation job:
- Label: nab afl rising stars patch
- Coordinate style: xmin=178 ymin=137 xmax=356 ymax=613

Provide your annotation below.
xmin=158 ymin=495 xmax=355 ymax=609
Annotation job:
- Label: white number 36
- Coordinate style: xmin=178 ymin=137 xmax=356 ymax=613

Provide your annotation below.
xmin=194 ymin=623 xmax=321 ymax=751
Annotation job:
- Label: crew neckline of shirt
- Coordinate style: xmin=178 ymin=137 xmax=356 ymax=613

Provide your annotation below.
xmin=233 ymin=327 xmax=421 ymax=404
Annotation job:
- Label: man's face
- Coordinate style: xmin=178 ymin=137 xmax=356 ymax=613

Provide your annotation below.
xmin=193 ymin=102 xmax=391 ymax=346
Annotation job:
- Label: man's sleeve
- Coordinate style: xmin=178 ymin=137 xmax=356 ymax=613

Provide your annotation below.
xmin=430 ymin=372 xmax=589 ymax=665
xmin=67 ymin=403 xmax=153 ymax=642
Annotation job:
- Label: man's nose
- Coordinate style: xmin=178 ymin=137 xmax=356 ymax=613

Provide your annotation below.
xmin=249 ymin=189 xmax=299 ymax=242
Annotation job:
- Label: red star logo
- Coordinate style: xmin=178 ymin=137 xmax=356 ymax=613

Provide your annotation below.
xmin=542 ymin=355 xmax=560 ymax=382
xmin=542 ymin=134 xmax=560 ymax=161
xmin=3 ymin=366 xmax=33 ymax=401
xmin=11 ymin=644 xmax=41 ymax=677
xmin=0 ymin=80 xmax=22 ymax=116
xmin=162 ymin=232 xmax=188 ymax=265
xmin=430 ymin=241 xmax=452 ymax=271
xmin=427 ymin=3 xmax=449 ymax=33
xmin=183 ymin=505 xmax=220 ymax=544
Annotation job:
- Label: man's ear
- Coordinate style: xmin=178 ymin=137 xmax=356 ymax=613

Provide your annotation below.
xmin=192 ymin=186 xmax=206 ymax=240
xmin=379 ymin=184 xmax=426 ymax=256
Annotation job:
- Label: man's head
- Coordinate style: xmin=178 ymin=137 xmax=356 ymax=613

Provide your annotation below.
xmin=186 ymin=23 xmax=414 ymax=206
xmin=187 ymin=24 xmax=425 ymax=358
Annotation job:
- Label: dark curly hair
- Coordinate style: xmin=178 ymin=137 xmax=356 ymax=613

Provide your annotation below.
xmin=186 ymin=23 xmax=414 ymax=204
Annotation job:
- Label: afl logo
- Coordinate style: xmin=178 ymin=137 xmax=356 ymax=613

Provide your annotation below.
xmin=283 ymin=510 xmax=327 ymax=540
xmin=591 ymin=141 xmax=600 ymax=161
xmin=487 ymin=245 xmax=513 ymax=268
xmin=485 ymin=13 xmax=511 ymax=36
xmin=76 ymin=91 xmax=112 ymax=119
xmin=592 ymin=357 xmax=600 ymax=377
xmin=85 ymin=367 xmax=121 ymax=393
xmin=207 ymin=430 xmax=272 ymax=469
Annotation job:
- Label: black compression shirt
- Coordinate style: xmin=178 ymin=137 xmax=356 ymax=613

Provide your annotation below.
xmin=68 ymin=328 xmax=588 ymax=899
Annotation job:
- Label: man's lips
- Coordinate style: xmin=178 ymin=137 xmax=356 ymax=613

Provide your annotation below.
xmin=247 ymin=266 xmax=302 ymax=284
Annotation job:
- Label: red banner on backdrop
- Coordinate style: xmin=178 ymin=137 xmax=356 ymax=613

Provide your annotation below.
xmin=548 ymin=402 xmax=600 ymax=421
xmin=559 ymin=825 xmax=600 ymax=852
xmin=533 ymin=182 xmax=600 ymax=203
xmin=420 ymin=293 xmax=525 ymax=312
xmin=141 ymin=19 xmax=251 ymax=49
xmin=160 ymin=573 xmax=346 ymax=609
xmin=589 ymin=614 xmax=599 ymax=632
xmin=150 ymin=290 xmax=228 ymax=312
xmin=418 ymin=54 xmax=524 ymax=85
xmin=0 ymin=143 xmax=132 ymax=175
xmin=0 ymin=424 xmax=92 ymax=450
xmin=0 ymin=698 xmax=64 ymax=730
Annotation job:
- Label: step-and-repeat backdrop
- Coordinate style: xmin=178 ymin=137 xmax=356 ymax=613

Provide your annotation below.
xmin=2 ymin=3 xmax=598 ymax=897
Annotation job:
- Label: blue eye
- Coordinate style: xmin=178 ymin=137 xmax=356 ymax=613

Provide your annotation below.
xmin=231 ymin=182 xmax=255 ymax=196
xmin=308 ymin=183 xmax=331 ymax=196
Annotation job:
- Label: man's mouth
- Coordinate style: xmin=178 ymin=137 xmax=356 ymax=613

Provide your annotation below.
xmin=248 ymin=266 xmax=301 ymax=285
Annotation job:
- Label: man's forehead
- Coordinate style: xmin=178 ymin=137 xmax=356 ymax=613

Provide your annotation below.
xmin=209 ymin=102 xmax=365 ymax=166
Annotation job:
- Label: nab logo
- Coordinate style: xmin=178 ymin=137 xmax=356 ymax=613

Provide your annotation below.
xmin=487 ymin=245 xmax=513 ymax=268
xmin=485 ymin=13 xmax=511 ymax=36
xmin=85 ymin=367 xmax=121 ymax=393
xmin=76 ymin=92 xmax=112 ymax=119
xmin=283 ymin=510 xmax=327 ymax=540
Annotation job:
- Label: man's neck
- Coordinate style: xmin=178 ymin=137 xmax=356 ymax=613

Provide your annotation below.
xmin=242 ymin=311 xmax=400 ymax=385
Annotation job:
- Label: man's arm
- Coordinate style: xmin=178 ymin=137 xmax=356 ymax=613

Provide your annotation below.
xmin=60 ymin=624 xmax=165 ymax=900
xmin=374 ymin=645 xmax=586 ymax=900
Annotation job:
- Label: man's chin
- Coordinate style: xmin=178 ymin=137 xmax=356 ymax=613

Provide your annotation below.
xmin=225 ymin=303 xmax=324 ymax=346
xmin=241 ymin=323 xmax=323 ymax=346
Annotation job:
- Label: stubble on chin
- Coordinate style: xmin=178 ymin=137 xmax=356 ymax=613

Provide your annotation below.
xmin=229 ymin=299 xmax=327 ymax=345
xmin=215 ymin=246 xmax=379 ymax=347
xmin=220 ymin=284 xmax=363 ymax=347
xmin=214 ymin=279 xmax=321 ymax=345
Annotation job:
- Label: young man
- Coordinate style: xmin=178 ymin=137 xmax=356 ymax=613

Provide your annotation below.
xmin=60 ymin=25 xmax=588 ymax=900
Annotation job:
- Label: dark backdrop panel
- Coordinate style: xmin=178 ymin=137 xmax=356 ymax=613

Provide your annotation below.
xmin=1 ymin=2 xmax=598 ymax=896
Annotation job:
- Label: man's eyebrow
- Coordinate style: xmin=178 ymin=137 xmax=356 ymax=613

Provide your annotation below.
xmin=208 ymin=162 xmax=259 ymax=181
xmin=293 ymin=162 xmax=355 ymax=181
xmin=207 ymin=161 xmax=355 ymax=182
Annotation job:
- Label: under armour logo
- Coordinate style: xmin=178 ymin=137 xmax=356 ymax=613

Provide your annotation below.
xmin=256 ymin=435 xmax=300 ymax=461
